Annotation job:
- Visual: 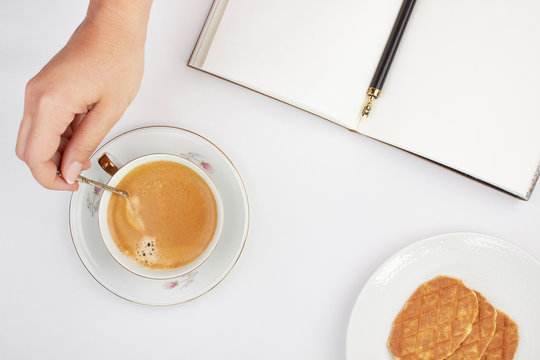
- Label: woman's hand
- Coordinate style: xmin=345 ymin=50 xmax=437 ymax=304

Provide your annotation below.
xmin=16 ymin=0 xmax=152 ymax=190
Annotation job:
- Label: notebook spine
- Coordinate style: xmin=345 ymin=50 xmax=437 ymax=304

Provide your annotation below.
xmin=189 ymin=0 xmax=229 ymax=68
xmin=525 ymin=159 xmax=540 ymax=200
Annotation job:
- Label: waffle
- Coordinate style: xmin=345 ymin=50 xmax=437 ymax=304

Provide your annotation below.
xmin=480 ymin=310 xmax=519 ymax=360
xmin=445 ymin=291 xmax=497 ymax=360
xmin=388 ymin=276 xmax=479 ymax=360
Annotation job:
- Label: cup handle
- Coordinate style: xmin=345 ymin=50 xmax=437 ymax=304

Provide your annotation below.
xmin=98 ymin=152 xmax=121 ymax=176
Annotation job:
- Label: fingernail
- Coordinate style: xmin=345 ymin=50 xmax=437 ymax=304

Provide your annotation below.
xmin=65 ymin=161 xmax=83 ymax=184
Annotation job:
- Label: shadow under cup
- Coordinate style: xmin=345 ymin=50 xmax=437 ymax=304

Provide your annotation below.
xmin=97 ymin=153 xmax=224 ymax=280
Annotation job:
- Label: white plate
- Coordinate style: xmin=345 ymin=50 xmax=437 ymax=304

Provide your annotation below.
xmin=69 ymin=126 xmax=249 ymax=305
xmin=346 ymin=232 xmax=540 ymax=359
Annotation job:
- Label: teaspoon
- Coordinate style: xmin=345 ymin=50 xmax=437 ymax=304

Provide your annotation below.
xmin=57 ymin=170 xmax=129 ymax=198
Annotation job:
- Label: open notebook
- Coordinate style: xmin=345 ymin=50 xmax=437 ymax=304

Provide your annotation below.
xmin=189 ymin=0 xmax=540 ymax=199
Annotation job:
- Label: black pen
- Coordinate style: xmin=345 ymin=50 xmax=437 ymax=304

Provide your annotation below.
xmin=361 ymin=0 xmax=418 ymax=120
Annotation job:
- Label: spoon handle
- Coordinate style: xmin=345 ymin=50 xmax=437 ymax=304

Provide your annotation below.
xmin=56 ymin=170 xmax=129 ymax=198
xmin=77 ymin=175 xmax=130 ymax=198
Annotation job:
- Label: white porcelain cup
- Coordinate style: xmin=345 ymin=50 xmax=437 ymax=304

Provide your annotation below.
xmin=98 ymin=153 xmax=224 ymax=279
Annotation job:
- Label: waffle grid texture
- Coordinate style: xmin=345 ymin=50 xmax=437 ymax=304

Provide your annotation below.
xmin=480 ymin=311 xmax=519 ymax=360
xmin=388 ymin=276 xmax=479 ymax=360
xmin=446 ymin=291 xmax=497 ymax=360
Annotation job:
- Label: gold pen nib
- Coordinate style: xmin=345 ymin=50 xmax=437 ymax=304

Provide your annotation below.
xmin=361 ymin=96 xmax=375 ymax=121
xmin=360 ymin=87 xmax=381 ymax=121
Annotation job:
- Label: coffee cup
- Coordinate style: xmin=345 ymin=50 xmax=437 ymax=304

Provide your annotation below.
xmin=97 ymin=153 xmax=224 ymax=279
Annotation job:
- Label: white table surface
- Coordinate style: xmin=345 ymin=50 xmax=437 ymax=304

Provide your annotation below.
xmin=1 ymin=1 xmax=539 ymax=359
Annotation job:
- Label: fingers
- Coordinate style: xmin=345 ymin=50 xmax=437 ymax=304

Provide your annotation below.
xmin=61 ymin=101 xmax=119 ymax=184
xmin=20 ymin=88 xmax=83 ymax=190
xmin=30 ymin=159 xmax=79 ymax=191
xmin=15 ymin=83 xmax=38 ymax=159
xmin=15 ymin=117 xmax=31 ymax=161
xmin=71 ymin=112 xmax=87 ymax=131
xmin=16 ymin=114 xmax=32 ymax=160
xmin=18 ymin=79 xmax=105 ymax=190
xmin=17 ymin=75 xmax=100 ymax=191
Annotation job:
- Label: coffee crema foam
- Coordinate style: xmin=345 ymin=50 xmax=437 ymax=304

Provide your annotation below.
xmin=107 ymin=160 xmax=218 ymax=270
xmin=134 ymin=236 xmax=161 ymax=266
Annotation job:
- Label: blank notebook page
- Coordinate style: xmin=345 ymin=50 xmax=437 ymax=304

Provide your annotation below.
xmin=356 ymin=0 xmax=540 ymax=197
xmin=202 ymin=0 xmax=403 ymax=129
xmin=197 ymin=0 xmax=540 ymax=198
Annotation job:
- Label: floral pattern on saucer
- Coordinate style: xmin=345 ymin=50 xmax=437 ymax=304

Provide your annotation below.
xmin=164 ymin=271 xmax=197 ymax=290
xmin=180 ymin=152 xmax=214 ymax=173
xmin=86 ymin=184 xmax=104 ymax=217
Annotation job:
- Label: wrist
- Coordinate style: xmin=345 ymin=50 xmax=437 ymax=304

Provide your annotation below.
xmin=87 ymin=0 xmax=153 ymax=31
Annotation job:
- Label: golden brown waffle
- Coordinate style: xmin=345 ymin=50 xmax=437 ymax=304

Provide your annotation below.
xmin=445 ymin=291 xmax=497 ymax=360
xmin=388 ymin=276 xmax=479 ymax=360
xmin=480 ymin=310 xmax=519 ymax=360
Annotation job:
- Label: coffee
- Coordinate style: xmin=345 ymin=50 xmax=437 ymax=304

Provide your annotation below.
xmin=107 ymin=160 xmax=218 ymax=270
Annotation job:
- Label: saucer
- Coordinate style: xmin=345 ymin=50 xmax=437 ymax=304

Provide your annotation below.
xmin=69 ymin=126 xmax=249 ymax=305
xmin=346 ymin=233 xmax=540 ymax=359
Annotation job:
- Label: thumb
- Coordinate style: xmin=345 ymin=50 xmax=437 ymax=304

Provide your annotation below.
xmin=61 ymin=102 xmax=119 ymax=184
